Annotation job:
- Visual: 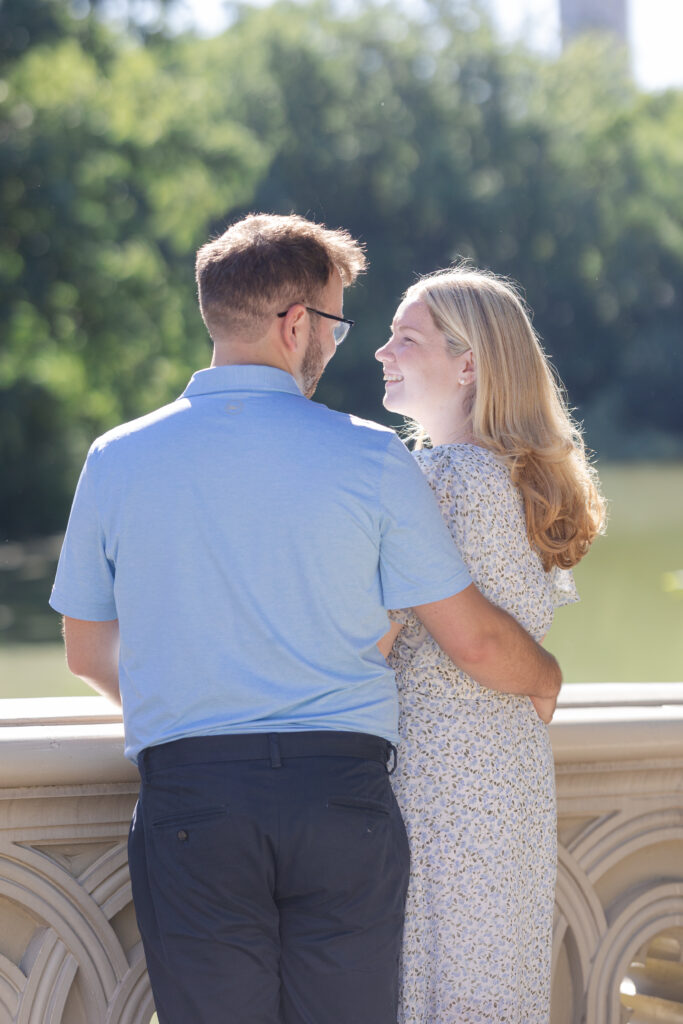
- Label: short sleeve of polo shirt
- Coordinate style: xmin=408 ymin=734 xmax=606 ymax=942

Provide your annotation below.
xmin=49 ymin=449 xmax=117 ymax=621
xmin=378 ymin=435 xmax=471 ymax=609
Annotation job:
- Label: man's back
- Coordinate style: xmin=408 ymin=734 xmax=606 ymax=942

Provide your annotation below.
xmin=51 ymin=364 xmax=469 ymax=760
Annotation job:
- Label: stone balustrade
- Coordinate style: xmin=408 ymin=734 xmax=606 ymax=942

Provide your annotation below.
xmin=1 ymin=683 xmax=682 ymax=1024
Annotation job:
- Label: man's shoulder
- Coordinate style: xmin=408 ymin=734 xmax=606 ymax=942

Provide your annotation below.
xmin=88 ymin=398 xmax=187 ymax=458
xmin=312 ymin=403 xmax=398 ymax=447
xmin=347 ymin=413 xmax=395 ymax=436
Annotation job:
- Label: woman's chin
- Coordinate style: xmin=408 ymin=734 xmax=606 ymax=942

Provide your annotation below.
xmin=382 ymin=387 xmax=405 ymax=414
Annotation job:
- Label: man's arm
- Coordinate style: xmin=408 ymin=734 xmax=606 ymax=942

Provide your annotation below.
xmin=413 ymin=583 xmax=561 ymax=699
xmin=63 ymin=616 xmax=121 ymax=706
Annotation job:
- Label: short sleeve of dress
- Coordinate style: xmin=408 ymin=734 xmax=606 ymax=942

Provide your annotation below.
xmin=549 ymin=566 xmax=579 ymax=608
xmin=386 ymin=445 xmax=473 ymax=644
xmin=377 ymin=435 xmax=471 ymax=609
xmin=412 ymin=446 xmax=475 ymax=563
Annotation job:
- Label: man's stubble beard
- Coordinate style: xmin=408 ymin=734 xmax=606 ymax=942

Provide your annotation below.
xmin=300 ymin=322 xmax=326 ymax=399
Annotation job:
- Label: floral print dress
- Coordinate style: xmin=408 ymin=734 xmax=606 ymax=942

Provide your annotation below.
xmin=389 ymin=444 xmax=577 ymax=1024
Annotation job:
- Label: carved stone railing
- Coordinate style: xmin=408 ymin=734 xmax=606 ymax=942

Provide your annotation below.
xmin=550 ymin=684 xmax=683 ymax=1024
xmin=1 ymin=684 xmax=682 ymax=1024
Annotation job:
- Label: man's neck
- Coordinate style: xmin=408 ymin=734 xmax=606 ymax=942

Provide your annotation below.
xmin=210 ymin=343 xmax=306 ymax=395
xmin=211 ymin=341 xmax=286 ymax=371
xmin=210 ymin=351 xmax=284 ymax=371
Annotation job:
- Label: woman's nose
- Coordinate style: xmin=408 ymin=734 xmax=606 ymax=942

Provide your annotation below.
xmin=375 ymin=339 xmax=392 ymax=361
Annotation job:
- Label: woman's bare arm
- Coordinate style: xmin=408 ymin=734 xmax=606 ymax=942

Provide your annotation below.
xmin=377 ymin=620 xmax=403 ymax=658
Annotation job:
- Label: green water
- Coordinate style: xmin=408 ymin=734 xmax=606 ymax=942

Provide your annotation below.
xmin=544 ymin=463 xmax=683 ymax=682
xmin=1 ymin=463 xmax=681 ymax=696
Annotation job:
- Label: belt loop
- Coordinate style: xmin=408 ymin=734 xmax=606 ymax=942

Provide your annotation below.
xmin=268 ymin=733 xmax=282 ymax=769
xmin=138 ymin=749 xmax=148 ymax=783
xmin=386 ymin=743 xmax=397 ymax=775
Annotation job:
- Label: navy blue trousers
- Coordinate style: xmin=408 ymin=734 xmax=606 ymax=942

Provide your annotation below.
xmin=128 ymin=732 xmax=410 ymax=1024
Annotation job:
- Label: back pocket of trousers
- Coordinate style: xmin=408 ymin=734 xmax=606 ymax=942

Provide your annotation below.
xmin=327 ymin=796 xmax=390 ymax=815
xmin=151 ymin=804 xmax=229 ymax=835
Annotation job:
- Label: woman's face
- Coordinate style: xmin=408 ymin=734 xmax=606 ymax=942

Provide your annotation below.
xmin=375 ymin=299 xmax=462 ymax=424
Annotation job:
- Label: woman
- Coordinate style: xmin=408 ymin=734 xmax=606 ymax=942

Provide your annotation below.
xmin=375 ymin=265 xmax=605 ymax=1024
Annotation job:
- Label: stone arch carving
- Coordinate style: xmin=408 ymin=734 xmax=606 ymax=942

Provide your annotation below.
xmin=0 ymin=952 xmax=25 ymax=1021
xmin=585 ymin=885 xmax=683 ymax=1024
xmin=552 ymin=804 xmax=683 ymax=1022
xmin=78 ymin=844 xmax=134 ymax=922
xmin=105 ymin=948 xmax=154 ymax=1024
xmin=569 ymin=807 xmax=683 ymax=884
xmin=0 ymin=839 xmax=149 ymax=1023
xmin=553 ymin=844 xmax=607 ymax=985
xmin=17 ymin=929 xmax=78 ymax=1024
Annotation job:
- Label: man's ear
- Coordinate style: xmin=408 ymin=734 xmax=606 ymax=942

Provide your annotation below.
xmin=278 ymin=304 xmax=308 ymax=353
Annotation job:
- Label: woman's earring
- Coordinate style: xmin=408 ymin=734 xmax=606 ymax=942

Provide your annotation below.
xmin=459 ymin=378 xmax=466 ymax=385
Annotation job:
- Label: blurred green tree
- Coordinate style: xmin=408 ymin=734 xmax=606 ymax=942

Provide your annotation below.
xmin=213 ymin=4 xmax=683 ymax=444
xmin=2 ymin=0 xmax=683 ymax=539
xmin=0 ymin=1 xmax=270 ymax=537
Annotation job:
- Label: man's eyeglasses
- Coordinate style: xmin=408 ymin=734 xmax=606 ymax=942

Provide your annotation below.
xmin=277 ymin=306 xmax=355 ymax=346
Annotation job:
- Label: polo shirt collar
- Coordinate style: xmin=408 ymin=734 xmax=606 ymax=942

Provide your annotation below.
xmin=181 ymin=364 xmax=304 ymax=399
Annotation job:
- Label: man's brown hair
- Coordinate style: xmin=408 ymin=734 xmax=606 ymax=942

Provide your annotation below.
xmin=195 ymin=213 xmax=367 ymax=340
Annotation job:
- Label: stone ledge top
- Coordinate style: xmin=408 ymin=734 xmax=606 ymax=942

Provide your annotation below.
xmin=556 ymin=682 xmax=683 ymax=707
xmin=2 ymin=683 xmax=682 ymax=724
xmin=0 ymin=695 xmax=121 ymax=726
xmin=1 ymin=687 xmax=683 ymax=787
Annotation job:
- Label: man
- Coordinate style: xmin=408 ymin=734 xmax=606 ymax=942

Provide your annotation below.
xmin=50 ymin=213 xmax=560 ymax=1024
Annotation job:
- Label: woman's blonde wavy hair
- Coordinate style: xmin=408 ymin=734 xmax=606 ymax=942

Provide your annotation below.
xmin=404 ymin=265 xmax=606 ymax=570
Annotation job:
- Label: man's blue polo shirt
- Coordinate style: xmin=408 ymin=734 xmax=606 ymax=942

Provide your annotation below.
xmin=50 ymin=365 xmax=471 ymax=762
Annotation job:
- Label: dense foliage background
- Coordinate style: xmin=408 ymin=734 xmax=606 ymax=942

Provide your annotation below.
xmin=2 ymin=0 xmax=683 ymax=539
